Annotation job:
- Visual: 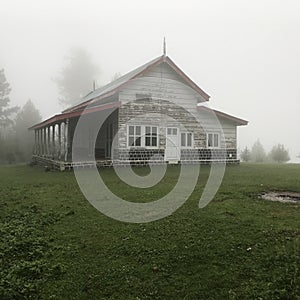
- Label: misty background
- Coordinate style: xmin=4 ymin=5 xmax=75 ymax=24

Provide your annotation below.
xmin=1 ymin=0 xmax=299 ymax=161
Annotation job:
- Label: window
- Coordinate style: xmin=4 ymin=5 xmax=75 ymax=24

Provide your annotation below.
xmin=181 ymin=132 xmax=193 ymax=147
xmin=207 ymin=133 xmax=219 ymax=148
xmin=128 ymin=125 xmax=158 ymax=147
xmin=145 ymin=126 xmax=157 ymax=147
xmin=128 ymin=125 xmax=141 ymax=147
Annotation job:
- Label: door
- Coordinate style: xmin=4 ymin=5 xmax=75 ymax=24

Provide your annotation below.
xmin=165 ymin=127 xmax=180 ymax=161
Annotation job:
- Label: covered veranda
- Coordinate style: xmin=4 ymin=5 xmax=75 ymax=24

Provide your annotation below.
xmin=29 ymin=102 xmax=120 ymax=170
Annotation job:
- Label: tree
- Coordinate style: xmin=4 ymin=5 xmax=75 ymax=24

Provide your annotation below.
xmin=269 ymin=144 xmax=290 ymax=163
xmin=0 ymin=69 xmax=19 ymax=164
xmin=54 ymin=48 xmax=100 ymax=108
xmin=250 ymin=139 xmax=266 ymax=162
xmin=240 ymin=146 xmax=251 ymax=162
xmin=14 ymin=100 xmax=42 ymax=161
xmin=0 ymin=69 xmax=18 ymax=128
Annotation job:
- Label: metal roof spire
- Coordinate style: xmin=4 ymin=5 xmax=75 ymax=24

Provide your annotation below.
xmin=163 ymin=37 xmax=166 ymax=56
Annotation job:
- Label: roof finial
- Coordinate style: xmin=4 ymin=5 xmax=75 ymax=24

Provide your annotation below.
xmin=163 ymin=37 xmax=166 ymax=56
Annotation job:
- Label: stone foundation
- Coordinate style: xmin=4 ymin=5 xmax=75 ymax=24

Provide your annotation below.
xmin=32 ymin=147 xmax=239 ymax=170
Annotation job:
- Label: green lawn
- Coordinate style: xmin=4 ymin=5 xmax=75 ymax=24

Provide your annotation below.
xmin=0 ymin=163 xmax=299 ymax=299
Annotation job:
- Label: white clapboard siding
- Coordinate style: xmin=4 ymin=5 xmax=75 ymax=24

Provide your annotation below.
xmin=146 ymin=62 xmax=186 ymax=81
xmin=119 ymin=62 xmax=206 ymax=105
xmin=197 ymin=109 xmax=237 ymax=148
xmin=119 ymin=77 xmax=200 ymax=113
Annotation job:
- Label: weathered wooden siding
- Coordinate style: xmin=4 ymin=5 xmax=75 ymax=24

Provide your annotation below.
xmin=118 ymin=98 xmax=206 ymax=149
xmin=197 ymin=110 xmax=237 ymax=149
xmin=119 ymin=63 xmax=205 ymax=107
xmin=118 ymin=64 xmax=206 ymax=150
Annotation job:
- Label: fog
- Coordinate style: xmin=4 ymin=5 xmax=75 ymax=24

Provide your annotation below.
xmin=1 ymin=0 xmax=299 ymax=161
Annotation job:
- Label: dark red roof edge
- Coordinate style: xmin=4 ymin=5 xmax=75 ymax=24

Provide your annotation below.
xmin=197 ymin=106 xmax=248 ymax=126
xmin=29 ymin=101 xmax=121 ymax=130
xmin=164 ymin=56 xmax=210 ymax=100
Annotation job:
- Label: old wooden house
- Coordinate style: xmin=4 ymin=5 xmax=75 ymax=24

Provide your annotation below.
xmin=30 ymin=53 xmax=247 ymax=169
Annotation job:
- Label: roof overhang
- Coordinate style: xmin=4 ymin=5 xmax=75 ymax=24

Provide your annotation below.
xmin=29 ymin=101 xmax=121 ymax=130
xmin=197 ymin=106 xmax=248 ymax=126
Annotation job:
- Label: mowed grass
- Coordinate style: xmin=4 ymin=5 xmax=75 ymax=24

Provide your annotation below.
xmin=0 ymin=163 xmax=300 ymax=299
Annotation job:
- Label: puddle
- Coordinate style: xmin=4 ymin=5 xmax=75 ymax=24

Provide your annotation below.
xmin=261 ymin=191 xmax=300 ymax=203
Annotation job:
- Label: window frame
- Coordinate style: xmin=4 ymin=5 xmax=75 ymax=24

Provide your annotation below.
xmin=128 ymin=125 xmax=142 ymax=147
xmin=145 ymin=126 xmax=158 ymax=147
xmin=127 ymin=125 xmax=159 ymax=148
xmin=180 ymin=132 xmax=193 ymax=148
xmin=207 ymin=132 xmax=220 ymax=149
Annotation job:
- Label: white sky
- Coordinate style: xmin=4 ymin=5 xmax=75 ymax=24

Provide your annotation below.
xmin=0 ymin=0 xmax=299 ymax=161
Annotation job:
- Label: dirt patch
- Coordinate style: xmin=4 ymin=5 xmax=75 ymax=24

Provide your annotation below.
xmin=261 ymin=191 xmax=300 ymax=203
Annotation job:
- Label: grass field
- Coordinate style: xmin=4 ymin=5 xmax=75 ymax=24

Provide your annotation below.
xmin=0 ymin=163 xmax=300 ymax=299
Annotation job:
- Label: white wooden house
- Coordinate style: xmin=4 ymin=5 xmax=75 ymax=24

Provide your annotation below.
xmin=30 ymin=54 xmax=247 ymax=169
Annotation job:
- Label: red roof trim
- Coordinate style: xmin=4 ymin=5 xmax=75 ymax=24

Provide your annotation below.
xmin=29 ymin=101 xmax=121 ymax=130
xmin=63 ymin=90 xmax=117 ymax=114
xmin=197 ymin=106 xmax=248 ymax=126
xmin=164 ymin=56 xmax=210 ymax=101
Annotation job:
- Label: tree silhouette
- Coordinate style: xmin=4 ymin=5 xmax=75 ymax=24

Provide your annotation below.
xmin=240 ymin=146 xmax=251 ymax=162
xmin=0 ymin=69 xmax=18 ymax=128
xmin=15 ymin=100 xmax=42 ymax=161
xmin=269 ymin=144 xmax=290 ymax=163
xmin=251 ymin=139 xmax=266 ymax=162
xmin=54 ymin=48 xmax=100 ymax=108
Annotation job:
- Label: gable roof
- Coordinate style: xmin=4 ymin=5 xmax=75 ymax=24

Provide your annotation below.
xmin=63 ymin=55 xmax=210 ymax=113
xmin=197 ymin=106 xmax=248 ymax=126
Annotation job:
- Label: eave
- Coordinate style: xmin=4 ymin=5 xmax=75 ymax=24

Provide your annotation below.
xmin=29 ymin=101 xmax=121 ymax=130
xmin=197 ymin=106 xmax=248 ymax=126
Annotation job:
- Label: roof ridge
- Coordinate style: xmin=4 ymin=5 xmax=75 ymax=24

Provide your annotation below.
xmin=63 ymin=54 xmax=210 ymax=113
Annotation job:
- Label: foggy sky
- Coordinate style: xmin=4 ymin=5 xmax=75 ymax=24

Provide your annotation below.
xmin=1 ymin=0 xmax=299 ymax=161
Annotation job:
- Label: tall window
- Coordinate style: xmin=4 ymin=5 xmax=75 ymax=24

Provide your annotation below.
xmin=145 ymin=126 xmax=157 ymax=147
xmin=128 ymin=125 xmax=158 ymax=147
xmin=207 ymin=133 xmax=219 ymax=148
xmin=181 ymin=132 xmax=193 ymax=147
xmin=128 ymin=125 xmax=141 ymax=147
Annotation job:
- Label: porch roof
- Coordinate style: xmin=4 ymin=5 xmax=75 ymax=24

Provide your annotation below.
xmin=29 ymin=101 xmax=121 ymax=130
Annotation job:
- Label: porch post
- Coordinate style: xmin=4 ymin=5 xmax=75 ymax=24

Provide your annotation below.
xmin=34 ymin=130 xmax=37 ymax=155
xmin=37 ymin=129 xmax=41 ymax=155
xmin=44 ymin=127 xmax=47 ymax=156
xmin=64 ymin=119 xmax=69 ymax=161
xmin=47 ymin=126 xmax=51 ymax=157
xmin=52 ymin=125 xmax=55 ymax=159
xmin=44 ymin=127 xmax=47 ymax=157
xmin=43 ymin=127 xmax=46 ymax=156
xmin=35 ymin=130 xmax=38 ymax=155
xmin=58 ymin=123 xmax=62 ymax=160
xmin=40 ymin=129 xmax=43 ymax=156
